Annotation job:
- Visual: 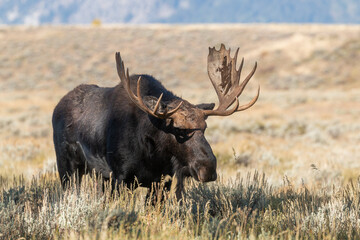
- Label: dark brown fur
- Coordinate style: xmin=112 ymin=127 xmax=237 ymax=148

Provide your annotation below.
xmin=52 ymin=74 xmax=217 ymax=200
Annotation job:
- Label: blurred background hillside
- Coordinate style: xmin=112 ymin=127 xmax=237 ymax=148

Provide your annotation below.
xmin=1 ymin=0 xmax=360 ymax=25
xmin=0 ymin=0 xmax=359 ymax=186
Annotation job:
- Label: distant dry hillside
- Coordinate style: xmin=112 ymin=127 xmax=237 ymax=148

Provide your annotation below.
xmin=0 ymin=24 xmax=359 ymax=93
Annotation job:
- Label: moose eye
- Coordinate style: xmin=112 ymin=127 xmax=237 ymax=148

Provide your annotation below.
xmin=171 ymin=127 xmax=196 ymax=143
xmin=173 ymin=128 xmax=194 ymax=137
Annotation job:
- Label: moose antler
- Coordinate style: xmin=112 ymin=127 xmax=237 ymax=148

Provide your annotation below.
xmin=115 ymin=52 xmax=183 ymax=119
xmin=203 ymin=44 xmax=260 ymax=116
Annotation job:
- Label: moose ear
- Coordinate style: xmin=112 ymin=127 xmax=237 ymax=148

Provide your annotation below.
xmin=144 ymin=96 xmax=166 ymax=111
xmin=196 ymin=103 xmax=215 ymax=110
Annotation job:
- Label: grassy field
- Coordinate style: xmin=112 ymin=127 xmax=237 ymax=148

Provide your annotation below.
xmin=0 ymin=24 xmax=360 ymax=239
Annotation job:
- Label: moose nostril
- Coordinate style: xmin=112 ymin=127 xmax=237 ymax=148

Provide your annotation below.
xmin=198 ymin=168 xmax=217 ymax=182
xmin=198 ymin=168 xmax=206 ymax=182
xmin=212 ymin=172 xmax=217 ymax=181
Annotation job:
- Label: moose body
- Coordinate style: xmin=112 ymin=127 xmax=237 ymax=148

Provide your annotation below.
xmin=53 ymin=44 xmax=259 ymax=199
xmin=53 ymin=74 xmax=216 ymax=197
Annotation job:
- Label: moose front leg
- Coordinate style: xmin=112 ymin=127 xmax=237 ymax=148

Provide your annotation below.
xmin=174 ymin=166 xmax=192 ymax=201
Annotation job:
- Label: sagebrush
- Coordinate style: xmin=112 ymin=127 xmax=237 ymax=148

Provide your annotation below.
xmin=1 ymin=171 xmax=359 ymax=239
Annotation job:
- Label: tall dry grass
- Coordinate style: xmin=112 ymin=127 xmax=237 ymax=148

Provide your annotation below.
xmin=1 ymin=170 xmax=360 ymax=239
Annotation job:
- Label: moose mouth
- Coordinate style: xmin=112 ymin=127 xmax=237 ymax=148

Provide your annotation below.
xmin=189 ymin=165 xmax=217 ymax=183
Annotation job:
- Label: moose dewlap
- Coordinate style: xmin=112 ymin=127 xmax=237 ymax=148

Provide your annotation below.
xmin=52 ymin=44 xmax=260 ymax=200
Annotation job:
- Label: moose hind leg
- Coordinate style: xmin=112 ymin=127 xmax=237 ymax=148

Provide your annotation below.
xmin=56 ymin=141 xmax=87 ymax=189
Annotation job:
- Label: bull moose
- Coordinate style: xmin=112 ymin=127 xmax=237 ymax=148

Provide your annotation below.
xmin=52 ymin=44 xmax=260 ymax=201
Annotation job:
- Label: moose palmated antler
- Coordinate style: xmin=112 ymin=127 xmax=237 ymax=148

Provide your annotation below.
xmin=115 ymin=52 xmax=183 ymax=119
xmin=203 ymin=44 xmax=260 ymax=117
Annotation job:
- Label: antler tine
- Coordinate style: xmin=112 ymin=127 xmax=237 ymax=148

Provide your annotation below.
xmin=124 ymin=67 xmax=138 ymax=104
xmin=237 ymin=84 xmax=260 ymax=111
xmin=235 ymin=62 xmax=257 ymax=98
xmin=232 ymin=48 xmax=240 ymax=86
xmin=166 ymin=100 xmax=183 ymax=115
xmin=235 ymin=57 xmax=244 ymax=86
xmin=116 ymin=52 xmax=126 ymax=83
xmin=115 ymin=52 xmax=183 ymax=119
xmin=134 ymin=74 xmax=147 ymax=108
xmin=152 ymin=93 xmax=163 ymax=114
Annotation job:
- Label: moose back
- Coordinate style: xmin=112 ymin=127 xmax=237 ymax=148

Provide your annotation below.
xmin=52 ymin=44 xmax=260 ymax=199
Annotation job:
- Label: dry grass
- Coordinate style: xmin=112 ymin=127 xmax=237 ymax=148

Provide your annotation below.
xmin=1 ymin=172 xmax=360 ymax=239
xmin=0 ymin=24 xmax=360 ymax=239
